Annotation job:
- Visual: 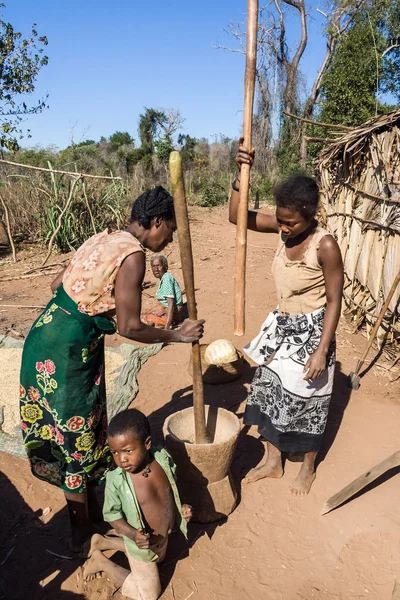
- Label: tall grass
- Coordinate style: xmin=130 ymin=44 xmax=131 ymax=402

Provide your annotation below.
xmin=1 ymin=165 xmax=129 ymax=252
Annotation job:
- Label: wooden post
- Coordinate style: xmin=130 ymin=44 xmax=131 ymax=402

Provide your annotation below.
xmin=169 ymin=151 xmax=207 ymax=444
xmin=234 ymin=0 xmax=258 ymax=336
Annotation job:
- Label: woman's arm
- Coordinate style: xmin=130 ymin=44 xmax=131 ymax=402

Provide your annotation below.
xmin=50 ymin=269 xmax=66 ymax=293
xmin=303 ymin=236 xmax=344 ymax=380
xmin=229 ymin=141 xmax=279 ymax=234
xmin=114 ymin=252 xmax=204 ymax=344
xmin=164 ymin=297 xmax=175 ymax=329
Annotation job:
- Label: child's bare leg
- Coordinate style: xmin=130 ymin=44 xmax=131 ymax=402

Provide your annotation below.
xmin=245 ymin=441 xmax=283 ymax=483
xmin=84 ymin=549 xmax=129 ymax=586
xmin=82 ymin=532 xmax=125 ymax=558
xmin=64 ymin=491 xmax=90 ymax=552
xmin=290 ymin=451 xmax=317 ymax=496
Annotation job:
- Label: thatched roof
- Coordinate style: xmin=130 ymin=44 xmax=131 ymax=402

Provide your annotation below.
xmin=315 ymin=109 xmax=400 ymax=352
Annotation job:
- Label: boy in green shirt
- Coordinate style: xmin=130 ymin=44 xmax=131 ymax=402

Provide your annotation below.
xmin=83 ymin=409 xmax=192 ymax=600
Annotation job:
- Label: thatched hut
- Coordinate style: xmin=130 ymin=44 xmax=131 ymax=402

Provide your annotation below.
xmin=315 ymin=109 xmax=400 ymax=356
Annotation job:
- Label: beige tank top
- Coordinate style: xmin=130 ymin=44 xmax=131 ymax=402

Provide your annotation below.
xmin=63 ymin=229 xmax=145 ymax=316
xmin=271 ymin=225 xmax=330 ymax=316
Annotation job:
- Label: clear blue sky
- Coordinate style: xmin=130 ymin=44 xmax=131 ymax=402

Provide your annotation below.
xmin=7 ymin=1 xmax=327 ymax=149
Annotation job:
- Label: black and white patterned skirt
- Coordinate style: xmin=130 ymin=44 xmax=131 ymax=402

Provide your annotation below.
xmin=243 ymin=307 xmax=335 ymax=453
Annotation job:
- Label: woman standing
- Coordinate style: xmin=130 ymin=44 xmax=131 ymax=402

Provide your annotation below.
xmin=20 ymin=186 xmax=204 ymax=549
xmin=229 ymin=144 xmax=343 ymax=495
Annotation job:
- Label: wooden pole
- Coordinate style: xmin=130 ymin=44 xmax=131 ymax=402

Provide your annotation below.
xmin=234 ymin=0 xmax=258 ymax=336
xmin=169 ymin=151 xmax=207 ymax=444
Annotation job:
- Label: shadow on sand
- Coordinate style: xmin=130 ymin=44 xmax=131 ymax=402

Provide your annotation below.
xmin=0 ymin=471 xmax=85 ymax=600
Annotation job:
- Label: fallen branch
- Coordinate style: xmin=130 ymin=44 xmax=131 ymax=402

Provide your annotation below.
xmin=0 ymin=194 xmax=16 ymax=262
xmin=42 ymin=177 xmax=81 ymax=266
xmin=0 ymin=304 xmax=45 ymax=309
xmin=23 ymin=261 xmax=69 ymax=275
xmin=283 ymin=110 xmax=353 ymax=130
xmin=0 ymin=270 xmax=59 ymax=282
xmin=1 ymin=546 xmax=15 ymax=566
xmin=304 ymin=136 xmax=338 ymax=143
xmin=46 ymin=549 xmax=73 ymax=560
xmin=0 ymin=158 xmax=121 ymax=180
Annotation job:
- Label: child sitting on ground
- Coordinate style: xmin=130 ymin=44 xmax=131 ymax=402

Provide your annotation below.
xmin=142 ymin=253 xmax=183 ymax=329
xmin=83 ymin=408 xmax=192 ymax=600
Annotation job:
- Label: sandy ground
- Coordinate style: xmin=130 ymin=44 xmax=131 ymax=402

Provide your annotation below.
xmin=0 ymin=205 xmax=399 ymax=600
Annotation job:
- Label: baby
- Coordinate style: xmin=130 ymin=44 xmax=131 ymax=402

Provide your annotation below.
xmin=83 ymin=408 xmax=192 ymax=600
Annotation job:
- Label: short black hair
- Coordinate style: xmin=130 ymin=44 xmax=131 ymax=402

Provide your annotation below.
xmin=130 ymin=186 xmax=175 ymax=229
xmin=273 ymin=175 xmax=319 ymax=220
xmin=107 ymin=409 xmax=151 ymax=443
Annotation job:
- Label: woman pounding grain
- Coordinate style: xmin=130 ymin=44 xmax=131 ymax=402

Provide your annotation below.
xmin=230 ymin=143 xmax=344 ymax=495
xmin=19 ymin=186 xmax=204 ymax=550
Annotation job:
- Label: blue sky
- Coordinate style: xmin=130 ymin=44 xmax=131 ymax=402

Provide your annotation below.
xmin=6 ymin=1 xmax=327 ymax=149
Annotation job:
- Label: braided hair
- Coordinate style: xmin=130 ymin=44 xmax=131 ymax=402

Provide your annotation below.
xmin=130 ymin=186 xmax=175 ymax=229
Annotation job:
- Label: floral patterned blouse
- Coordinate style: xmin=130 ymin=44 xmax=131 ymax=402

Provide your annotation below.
xmin=63 ymin=230 xmax=145 ymax=316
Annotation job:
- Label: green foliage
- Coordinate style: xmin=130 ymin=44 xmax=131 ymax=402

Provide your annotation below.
xmin=41 ymin=167 xmax=127 ymax=252
xmin=75 ymin=139 xmax=97 ymax=147
xmin=275 ymin=119 xmax=302 ymax=178
xmin=193 ymin=173 xmax=227 ymax=207
xmin=178 ymin=134 xmax=197 ymax=164
xmin=154 ymin=134 xmax=174 ymax=162
xmin=319 ymin=1 xmax=400 ymax=127
xmin=109 ymin=131 xmax=134 ymax=150
xmin=14 ymin=146 xmax=56 ymax=167
xmin=0 ymin=5 xmax=48 ymax=151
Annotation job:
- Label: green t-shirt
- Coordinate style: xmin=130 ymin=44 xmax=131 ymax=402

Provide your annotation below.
xmin=103 ymin=447 xmax=187 ymax=562
xmin=156 ymin=272 xmax=183 ymax=308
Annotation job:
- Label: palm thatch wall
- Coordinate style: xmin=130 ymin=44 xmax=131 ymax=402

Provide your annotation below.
xmin=315 ymin=109 xmax=400 ymax=355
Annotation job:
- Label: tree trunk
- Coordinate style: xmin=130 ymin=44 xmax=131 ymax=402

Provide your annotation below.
xmin=0 ymin=218 xmax=9 ymax=247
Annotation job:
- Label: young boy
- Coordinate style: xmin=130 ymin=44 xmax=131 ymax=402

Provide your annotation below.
xmin=83 ymin=408 xmax=192 ymax=600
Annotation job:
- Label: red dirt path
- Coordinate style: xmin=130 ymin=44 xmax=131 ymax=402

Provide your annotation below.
xmin=0 ymin=205 xmax=399 ymax=600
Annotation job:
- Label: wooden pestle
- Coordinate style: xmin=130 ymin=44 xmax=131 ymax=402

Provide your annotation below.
xmin=169 ymin=151 xmax=208 ymax=444
xmin=234 ymin=0 xmax=259 ymax=336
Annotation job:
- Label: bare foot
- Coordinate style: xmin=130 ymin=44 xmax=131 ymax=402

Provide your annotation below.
xmin=245 ymin=455 xmax=283 ymax=483
xmin=83 ymin=550 xmax=105 ymax=581
xmin=290 ymin=465 xmax=316 ymax=496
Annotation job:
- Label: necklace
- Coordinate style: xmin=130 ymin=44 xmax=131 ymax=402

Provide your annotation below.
xmin=142 ymin=463 xmax=151 ymax=478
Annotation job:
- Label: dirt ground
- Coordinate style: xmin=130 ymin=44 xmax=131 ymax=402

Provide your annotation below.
xmin=1 ymin=205 xmax=399 ymax=600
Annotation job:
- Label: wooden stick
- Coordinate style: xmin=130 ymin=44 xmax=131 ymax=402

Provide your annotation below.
xmin=0 ymin=195 xmax=16 ymax=262
xmin=283 ymin=110 xmax=354 ymax=131
xmin=322 ymin=451 xmax=400 ymax=514
xmin=82 ymin=179 xmax=97 ymax=235
xmin=0 ymin=158 xmax=121 ymax=180
xmin=42 ymin=177 xmax=81 ymax=266
xmin=169 ymin=151 xmax=207 ymax=444
xmin=355 ymin=271 xmax=400 ymax=368
xmin=0 ymin=271 xmax=59 ymax=282
xmin=0 ymin=304 xmax=45 ymax=309
xmin=326 ymin=212 xmax=400 ymax=235
xmin=304 ymin=136 xmax=338 ymax=143
xmin=344 ymin=181 xmax=400 ymax=204
xmin=234 ymin=0 xmax=258 ymax=336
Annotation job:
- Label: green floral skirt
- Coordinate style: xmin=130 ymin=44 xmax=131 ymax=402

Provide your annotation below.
xmin=19 ymin=285 xmax=116 ymax=494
